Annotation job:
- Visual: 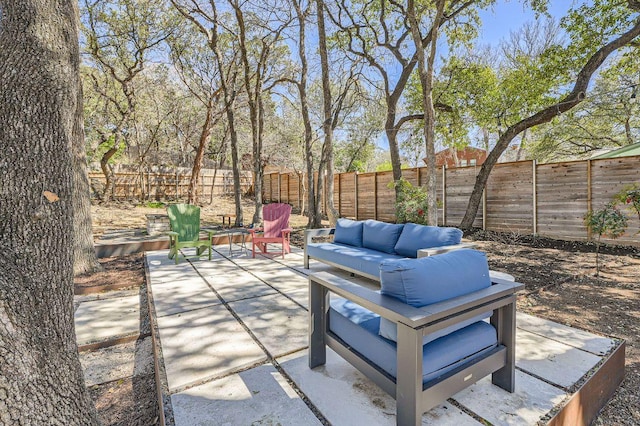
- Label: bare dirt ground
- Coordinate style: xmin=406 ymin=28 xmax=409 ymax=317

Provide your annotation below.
xmin=81 ymin=201 xmax=640 ymax=425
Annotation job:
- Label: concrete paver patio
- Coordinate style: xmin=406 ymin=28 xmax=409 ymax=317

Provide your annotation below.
xmin=143 ymin=243 xmax=622 ymax=425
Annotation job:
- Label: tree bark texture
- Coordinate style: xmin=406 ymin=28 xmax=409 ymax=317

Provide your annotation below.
xmin=407 ymin=0 xmax=445 ymax=226
xmin=188 ymin=102 xmax=214 ymax=204
xmin=292 ymin=0 xmax=320 ymax=228
xmin=316 ymin=0 xmax=339 ymax=226
xmin=0 ymin=0 xmax=100 ymax=423
xmin=73 ymin=73 xmax=101 ymax=275
xmin=460 ymin=15 xmax=640 ymax=230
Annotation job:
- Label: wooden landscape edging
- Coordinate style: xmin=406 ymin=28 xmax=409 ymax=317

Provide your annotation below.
xmin=94 ymin=234 xmax=251 ymax=258
xmin=546 ymin=341 xmax=626 ymax=426
xmin=262 ymin=155 xmax=640 ymax=246
xmin=143 ymin=255 xmax=168 ymax=426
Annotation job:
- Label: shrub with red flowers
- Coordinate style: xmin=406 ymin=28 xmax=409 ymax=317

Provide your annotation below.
xmin=390 ymin=178 xmax=430 ymax=225
xmin=614 ymin=184 xmax=640 ymax=225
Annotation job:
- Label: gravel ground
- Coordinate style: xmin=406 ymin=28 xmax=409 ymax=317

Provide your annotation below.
xmin=81 ymin=202 xmax=639 ymax=425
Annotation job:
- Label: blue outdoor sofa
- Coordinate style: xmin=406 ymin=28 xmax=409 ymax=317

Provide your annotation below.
xmin=303 ymin=218 xmax=474 ymax=280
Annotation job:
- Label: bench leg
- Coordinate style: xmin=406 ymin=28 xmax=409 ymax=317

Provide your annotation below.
xmin=309 ymin=277 xmax=329 ymax=369
xmin=491 ymin=298 xmax=516 ymax=392
xmin=396 ymin=323 xmax=423 ymax=426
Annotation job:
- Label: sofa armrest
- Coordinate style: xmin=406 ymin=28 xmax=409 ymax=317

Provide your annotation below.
xmin=304 ymin=227 xmax=335 ymax=245
xmin=304 ymin=228 xmax=335 ymax=268
xmin=416 ymin=242 xmax=477 ymax=258
xmin=309 ymin=270 xmax=523 ymax=333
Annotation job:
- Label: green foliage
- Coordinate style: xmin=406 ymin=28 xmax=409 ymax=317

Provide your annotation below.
xmin=389 ymin=178 xmax=429 ymax=225
xmin=614 ymin=184 xmax=640 ymax=224
xmin=376 ymin=161 xmax=411 ymax=172
xmin=584 ymin=202 xmax=628 ymax=275
xmin=144 ymin=201 xmax=165 ymax=208
xmin=376 ymin=161 xmax=394 ymax=172
xmin=584 ymin=204 xmax=628 ymax=240
xmin=527 ymin=53 xmax=640 ymax=162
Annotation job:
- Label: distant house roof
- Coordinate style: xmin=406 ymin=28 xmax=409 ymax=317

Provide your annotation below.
xmin=591 ymin=143 xmax=640 ymax=159
xmin=430 ymin=146 xmax=487 ymax=168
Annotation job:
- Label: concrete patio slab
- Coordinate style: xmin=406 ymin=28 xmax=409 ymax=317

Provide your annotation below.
xmin=199 ymin=254 xmax=279 ymax=302
xmin=452 ymin=370 xmax=567 ymax=425
xmin=75 ymin=294 xmax=140 ymax=345
xmin=285 ymin=287 xmax=309 ymax=309
xmin=146 ymin=262 xmax=201 ymax=285
xmin=171 ymin=363 xmax=322 ymax=426
xmin=231 ymin=255 xmax=309 ymax=297
xmin=143 ymin=248 xmax=624 ymax=426
xmin=156 ymin=305 xmax=267 ymax=392
xmin=517 ymin=312 xmax=615 ymax=356
xmin=150 ymin=278 xmax=221 ymax=317
xmin=515 ymin=328 xmax=603 ymax=388
xmin=228 ymin=293 xmax=308 ymax=357
xmin=278 ymin=349 xmax=482 ymax=426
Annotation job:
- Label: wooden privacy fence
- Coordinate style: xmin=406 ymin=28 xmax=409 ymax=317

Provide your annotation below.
xmin=89 ymin=169 xmax=253 ymax=202
xmin=262 ymin=156 xmax=640 ymax=246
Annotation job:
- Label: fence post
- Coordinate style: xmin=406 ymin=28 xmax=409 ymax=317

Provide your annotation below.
xmin=323 ymin=174 xmax=327 ymax=214
xmin=298 ymin=175 xmax=302 ymax=210
xmin=354 ymin=173 xmax=359 ymax=220
xmin=337 ymin=174 xmax=342 ymax=217
xmin=442 ymin=165 xmax=446 ymax=226
xmin=373 ymin=173 xmax=378 ymax=220
xmin=532 ymin=160 xmax=537 ymax=235
xmin=587 ymin=159 xmax=592 ymax=240
xmin=201 ymin=171 xmax=205 ymax=204
xmin=175 ymin=170 xmax=179 ymax=201
xmin=278 ymin=173 xmax=282 ymax=203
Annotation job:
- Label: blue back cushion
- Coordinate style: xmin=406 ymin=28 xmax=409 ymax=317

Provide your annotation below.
xmin=394 ymin=224 xmax=463 ymax=258
xmin=333 ymin=218 xmax=364 ymax=247
xmin=362 ymin=220 xmax=404 ymax=254
xmin=378 ymin=249 xmax=492 ymax=342
xmin=379 ymin=249 xmax=491 ymax=307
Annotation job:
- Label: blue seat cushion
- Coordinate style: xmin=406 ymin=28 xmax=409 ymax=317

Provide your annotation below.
xmin=378 ymin=310 xmax=491 ymax=345
xmin=333 ymin=218 xmax=364 ymax=247
xmin=394 ymin=224 xmax=463 ymax=258
xmin=362 ymin=220 xmax=404 ymax=254
xmin=379 ymin=249 xmax=491 ymax=307
xmin=307 ymin=243 xmax=404 ymax=279
xmin=329 ymin=299 xmax=498 ymax=383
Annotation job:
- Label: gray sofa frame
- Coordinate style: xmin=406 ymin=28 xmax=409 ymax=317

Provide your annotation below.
xmin=309 ymin=271 xmax=524 ymax=425
xmin=303 ymin=228 xmax=475 ymax=281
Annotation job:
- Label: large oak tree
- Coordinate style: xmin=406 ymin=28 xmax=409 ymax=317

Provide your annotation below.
xmin=0 ymin=0 xmax=100 ymax=423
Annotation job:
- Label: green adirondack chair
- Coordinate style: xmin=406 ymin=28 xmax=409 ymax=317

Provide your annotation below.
xmin=167 ymin=204 xmax=215 ymax=264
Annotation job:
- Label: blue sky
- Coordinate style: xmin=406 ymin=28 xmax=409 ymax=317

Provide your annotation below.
xmin=478 ymin=1 xmax=574 ymax=45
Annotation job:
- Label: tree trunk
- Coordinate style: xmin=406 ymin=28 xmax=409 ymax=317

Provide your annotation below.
xmin=100 ymin=143 xmax=118 ymax=200
xmin=0 ymin=0 xmax=100 ymax=423
xmin=73 ymin=66 xmax=102 ymax=275
xmin=226 ymin=89 xmax=243 ymax=226
xmin=408 ymin=0 xmax=445 ymax=226
xmin=316 ymin=0 xmax=338 ymax=226
xmin=293 ymin=0 xmax=321 ymax=228
xmin=188 ymin=102 xmax=214 ymax=204
xmin=460 ymin=16 xmax=640 ymax=230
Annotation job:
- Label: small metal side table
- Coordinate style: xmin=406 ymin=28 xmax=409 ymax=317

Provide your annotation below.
xmin=217 ymin=228 xmax=249 ymax=255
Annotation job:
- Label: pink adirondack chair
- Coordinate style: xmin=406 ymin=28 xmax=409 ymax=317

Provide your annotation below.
xmin=249 ymin=203 xmax=293 ymax=258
